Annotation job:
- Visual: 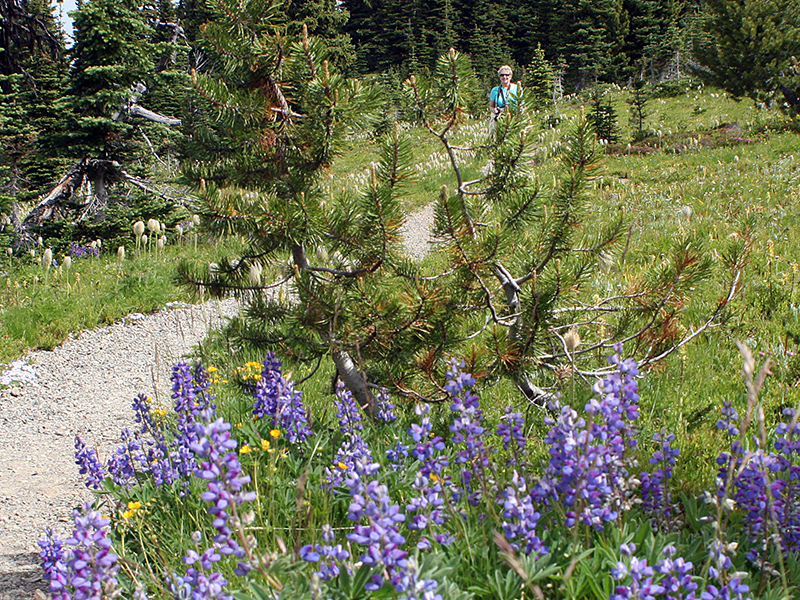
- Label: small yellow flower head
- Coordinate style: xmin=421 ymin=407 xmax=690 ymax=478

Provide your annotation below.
xmin=127 ymin=501 xmax=142 ymax=510
xmin=270 ymin=429 xmax=281 ymax=439
xmin=121 ymin=510 xmax=135 ymax=520
xmin=207 ymin=366 xmax=218 ymax=373
xmin=260 ymin=439 xmax=270 ymax=451
xmin=430 ymin=473 xmax=440 ymax=482
xmin=235 ymin=423 xmax=243 ymax=428
xmin=239 ymin=445 xmax=252 ymax=454
xmin=337 ymin=461 xmax=348 ymax=470
xmin=154 ymin=409 xmax=168 ymax=416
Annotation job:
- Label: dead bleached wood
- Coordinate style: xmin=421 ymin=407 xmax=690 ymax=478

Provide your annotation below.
xmin=112 ymin=82 xmax=182 ymax=126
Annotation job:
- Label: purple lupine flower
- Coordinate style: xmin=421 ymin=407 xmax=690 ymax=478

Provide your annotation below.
xmin=447 ymin=359 xmax=492 ymax=505
xmin=405 ymin=404 xmax=453 ymax=545
xmin=499 ymin=470 xmax=546 ymax=556
xmin=386 ymin=441 xmax=409 ymax=469
xmin=532 ymin=344 xmax=641 ymax=530
xmin=168 ymin=568 xmax=230 ymax=600
xmin=654 ymin=545 xmax=698 ymax=598
xmin=325 ymin=383 xmax=374 ymax=488
xmin=376 ymin=388 xmax=398 ymax=423
xmin=299 ymin=524 xmax=350 ymax=581
xmin=497 ymin=405 xmax=526 ymax=466
xmin=106 ymin=428 xmax=141 ymax=487
xmin=191 ymin=410 xmax=257 ymax=573
xmin=252 ymin=352 xmax=312 ymax=444
xmin=640 ymin=430 xmax=680 ymax=531
xmin=333 ymin=380 xmax=364 ymax=433
xmin=69 ymin=242 xmax=100 ymax=259
xmin=171 ymin=362 xmax=216 ymax=480
xmin=345 ymin=461 xmax=408 ymax=591
xmin=75 ymin=436 xmax=106 ymax=490
xmin=39 ymin=502 xmax=119 ymax=600
xmin=394 ymin=557 xmax=443 ymax=600
xmin=610 ymin=543 xmax=664 ymax=600
xmin=38 ymin=528 xmax=69 ymax=600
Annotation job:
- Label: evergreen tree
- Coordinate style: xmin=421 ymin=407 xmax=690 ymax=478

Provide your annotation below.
xmin=523 ymin=43 xmax=554 ymax=110
xmin=179 ymin=1 xmax=419 ymax=412
xmin=56 ymin=0 xmax=155 ymax=212
xmin=694 ymin=0 xmax=800 ymax=112
xmin=588 ymin=85 xmax=620 ymax=142
xmin=0 ymin=0 xmax=66 ymax=214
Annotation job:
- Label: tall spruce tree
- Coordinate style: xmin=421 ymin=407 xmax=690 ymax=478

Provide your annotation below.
xmin=0 ymin=0 xmax=66 ymax=217
xmin=55 ymin=0 xmax=154 ymax=214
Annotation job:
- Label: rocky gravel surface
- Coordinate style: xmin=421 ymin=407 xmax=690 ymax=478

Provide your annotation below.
xmin=0 ymin=299 xmax=240 ymax=600
xmin=0 ymin=204 xmax=435 ymax=599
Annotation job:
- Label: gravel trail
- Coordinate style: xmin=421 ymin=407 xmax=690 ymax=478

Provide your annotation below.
xmin=0 ymin=299 xmax=240 ymax=600
xmin=0 ymin=204 xmax=435 ymax=599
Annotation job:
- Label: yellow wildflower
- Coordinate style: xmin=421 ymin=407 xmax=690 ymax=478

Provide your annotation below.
xmin=121 ymin=510 xmax=135 ymax=520
xmin=127 ymin=501 xmax=142 ymax=510
xmin=154 ymin=409 xmax=168 ymax=416
xmin=337 ymin=461 xmax=348 ymax=470
xmin=260 ymin=439 xmax=270 ymax=451
xmin=270 ymin=429 xmax=281 ymax=439
xmin=207 ymin=366 xmax=218 ymax=373
xmin=235 ymin=423 xmax=243 ymax=428
xmin=239 ymin=445 xmax=252 ymax=454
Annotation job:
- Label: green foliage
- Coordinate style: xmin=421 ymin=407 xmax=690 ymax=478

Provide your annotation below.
xmin=59 ymin=0 xmax=155 ymax=161
xmin=0 ymin=241 xmax=221 ymax=363
xmin=628 ymin=77 xmax=652 ymax=141
xmin=694 ymin=0 xmax=800 ymax=112
xmin=522 ymin=44 xmax=553 ymax=111
xmin=588 ymin=86 xmax=620 ymax=143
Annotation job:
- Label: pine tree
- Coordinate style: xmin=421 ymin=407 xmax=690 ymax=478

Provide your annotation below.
xmin=55 ymin=0 xmax=155 ymax=213
xmin=523 ymin=43 xmax=554 ymax=110
xmin=0 ymin=0 xmax=66 ymax=214
xmin=179 ymin=1 xmax=421 ymax=413
xmin=694 ymin=0 xmax=800 ymax=112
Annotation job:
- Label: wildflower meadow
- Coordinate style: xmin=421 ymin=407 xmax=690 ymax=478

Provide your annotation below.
xmin=37 ymin=343 xmax=800 ymax=600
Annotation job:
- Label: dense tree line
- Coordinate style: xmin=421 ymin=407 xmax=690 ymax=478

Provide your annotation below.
xmin=0 ymin=0 xmax=799 ymax=242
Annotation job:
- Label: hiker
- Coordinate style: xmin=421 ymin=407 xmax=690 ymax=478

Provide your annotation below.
xmin=489 ymin=65 xmax=518 ymax=133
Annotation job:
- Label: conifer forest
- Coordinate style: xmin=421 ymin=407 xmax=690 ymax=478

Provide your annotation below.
xmin=3 ymin=0 xmax=800 ymax=599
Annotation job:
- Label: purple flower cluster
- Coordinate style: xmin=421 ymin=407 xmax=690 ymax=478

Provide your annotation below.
xmin=446 ymin=359 xmax=492 ymax=505
xmin=640 ymin=430 xmax=680 ymax=531
xmin=533 ymin=344 xmax=641 ymax=530
xmin=405 ymin=403 xmax=454 ymax=548
xmin=82 ymin=364 xmax=218 ymax=491
xmin=190 ymin=410 xmax=257 ymax=573
xmin=715 ymin=402 xmax=800 ymax=559
xmin=325 ymin=383 xmax=374 ymax=488
xmin=38 ymin=502 xmax=119 ymax=600
xmin=376 ymin=388 xmax=398 ymax=423
xmin=611 ymin=541 xmax=755 ymax=600
xmin=169 ymin=536 xmax=232 ymax=600
xmin=74 ymin=436 xmax=105 ymax=490
xmin=252 ymin=352 xmax=312 ymax=444
xmin=345 ymin=461 xmax=408 ymax=591
xmin=172 ymin=362 xmax=216 ymax=480
xmin=496 ymin=405 xmax=526 ymax=465
xmin=69 ymin=242 xmax=100 ymax=259
xmin=499 ymin=470 xmax=546 ymax=556
xmin=299 ymin=524 xmax=350 ymax=581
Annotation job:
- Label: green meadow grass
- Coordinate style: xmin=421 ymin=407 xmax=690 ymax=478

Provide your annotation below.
xmin=0 ymin=238 xmax=242 ymax=365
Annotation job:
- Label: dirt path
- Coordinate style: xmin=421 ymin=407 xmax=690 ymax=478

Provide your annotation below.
xmin=0 ymin=299 xmax=239 ymax=600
